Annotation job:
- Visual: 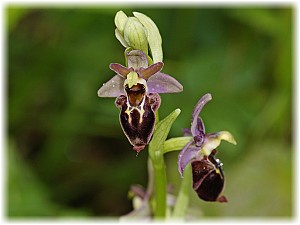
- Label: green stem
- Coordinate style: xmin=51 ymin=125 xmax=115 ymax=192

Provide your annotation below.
xmin=149 ymin=110 xmax=167 ymax=219
xmin=152 ymin=152 xmax=167 ymax=219
xmin=146 ymin=157 xmax=154 ymax=199
xmin=172 ymin=164 xmax=192 ymax=218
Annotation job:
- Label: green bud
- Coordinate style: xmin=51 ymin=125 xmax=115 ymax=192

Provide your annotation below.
xmin=115 ymin=10 xmax=128 ymax=35
xmin=115 ymin=29 xmax=129 ymax=48
xmin=115 ymin=11 xmax=130 ymax=48
xmin=133 ymin=12 xmax=163 ymax=63
xmin=124 ymin=17 xmax=148 ymax=56
xmin=114 ymin=11 xmax=163 ymax=64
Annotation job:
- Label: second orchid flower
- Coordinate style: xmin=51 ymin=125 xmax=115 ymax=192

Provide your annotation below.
xmin=178 ymin=93 xmax=236 ymax=202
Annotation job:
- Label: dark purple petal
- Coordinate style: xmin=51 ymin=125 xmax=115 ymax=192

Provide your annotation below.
xmin=147 ymin=72 xmax=183 ymax=94
xmin=109 ymin=63 xmax=133 ymax=77
xmin=139 ymin=62 xmax=164 ymax=80
xmin=126 ymin=49 xmax=148 ymax=70
xmin=178 ymin=141 xmax=198 ymax=177
xmin=97 ymin=75 xmax=125 ymax=97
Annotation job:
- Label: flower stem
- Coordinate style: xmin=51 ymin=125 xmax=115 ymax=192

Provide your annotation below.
xmin=172 ymin=163 xmax=192 ymax=218
xmin=152 ymin=153 xmax=167 ymax=219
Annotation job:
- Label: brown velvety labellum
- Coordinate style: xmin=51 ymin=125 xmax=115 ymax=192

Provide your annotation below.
xmin=116 ymin=83 xmax=160 ymax=153
xmin=120 ymin=96 xmax=155 ymax=152
xmin=191 ymin=152 xmax=227 ymax=202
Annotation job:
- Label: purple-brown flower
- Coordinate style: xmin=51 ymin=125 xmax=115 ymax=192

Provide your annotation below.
xmin=98 ymin=50 xmax=183 ymax=152
xmin=178 ymin=93 xmax=236 ymax=202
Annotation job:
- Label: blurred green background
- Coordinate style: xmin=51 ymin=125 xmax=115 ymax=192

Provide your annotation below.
xmin=7 ymin=5 xmax=293 ymax=219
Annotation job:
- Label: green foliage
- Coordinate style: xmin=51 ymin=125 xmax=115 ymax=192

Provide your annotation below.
xmin=7 ymin=6 xmax=293 ymax=218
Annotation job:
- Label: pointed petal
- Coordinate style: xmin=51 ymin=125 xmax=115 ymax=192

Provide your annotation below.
xmin=178 ymin=141 xmax=198 ymax=177
xmin=97 ymin=75 xmax=125 ymax=97
xmin=147 ymin=72 xmax=183 ymax=93
xmin=139 ymin=62 xmax=163 ymax=80
xmin=190 ymin=94 xmax=211 ymax=139
xmin=126 ymin=49 xmax=148 ymax=70
xmin=192 ymin=93 xmax=212 ymax=124
xmin=110 ymin=63 xmax=133 ymax=77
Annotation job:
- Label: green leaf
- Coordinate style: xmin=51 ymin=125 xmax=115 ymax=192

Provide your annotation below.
xmin=149 ymin=109 xmax=181 ymax=162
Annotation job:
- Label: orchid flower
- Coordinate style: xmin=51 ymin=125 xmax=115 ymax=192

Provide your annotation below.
xmin=98 ymin=50 xmax=183 ymax=152
xmin=178 ymin=93 xmax=236 ymax=202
